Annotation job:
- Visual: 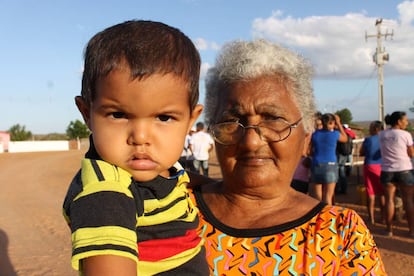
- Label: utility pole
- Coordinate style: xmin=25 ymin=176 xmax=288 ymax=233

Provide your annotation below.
xmin=365 ymin=18 xmax=393 ymax=122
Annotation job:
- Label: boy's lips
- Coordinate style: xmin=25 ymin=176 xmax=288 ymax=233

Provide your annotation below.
xmin=127 ymin=153 xmax=158 ymax=170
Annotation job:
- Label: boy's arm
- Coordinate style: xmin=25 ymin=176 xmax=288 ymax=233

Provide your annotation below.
xmin=67 ymin=159 xmax=138 ymax=273
xmin=82 ymin=255 xmax=136 ymax=276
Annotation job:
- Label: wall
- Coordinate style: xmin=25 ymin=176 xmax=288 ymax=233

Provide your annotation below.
xmin=0 ymin=132 xmax=10 ymax=152
xmin=8 ymin=141 xmax=70 ymax=153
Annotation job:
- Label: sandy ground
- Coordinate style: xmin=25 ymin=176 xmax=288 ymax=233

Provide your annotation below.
xmin=0 ymin=149 xmax=413 ymax=275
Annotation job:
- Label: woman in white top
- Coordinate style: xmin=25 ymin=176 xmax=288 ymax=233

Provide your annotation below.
xmin=379 ymin=111 xmax=414 ymax=237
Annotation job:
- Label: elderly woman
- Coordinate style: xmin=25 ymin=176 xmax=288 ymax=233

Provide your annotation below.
xmin=190 ymin=40 xmax=385 ymax=275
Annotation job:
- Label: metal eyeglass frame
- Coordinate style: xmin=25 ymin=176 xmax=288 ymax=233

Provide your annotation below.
xmin=210 ymin=117 xmax=302 ymax=145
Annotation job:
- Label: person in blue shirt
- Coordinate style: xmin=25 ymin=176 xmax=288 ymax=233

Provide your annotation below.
xmin=360 ymin=120 xmax=385 ymax=225
xmin=309 ymin=113 xmax=347 ymax=205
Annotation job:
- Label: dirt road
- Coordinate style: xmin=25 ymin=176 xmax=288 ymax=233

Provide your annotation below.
xmin=0 ymin=150 xmax=412 ymax=275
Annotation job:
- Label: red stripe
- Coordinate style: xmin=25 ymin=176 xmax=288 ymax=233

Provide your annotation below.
xmin=138 ymin=229 xmax=201 ymax=261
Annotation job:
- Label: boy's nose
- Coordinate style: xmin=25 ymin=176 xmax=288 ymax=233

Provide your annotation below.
xmin=127 ymin=122 xmax=149 ymax=146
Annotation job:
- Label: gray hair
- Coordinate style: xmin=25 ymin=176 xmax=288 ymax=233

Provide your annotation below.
xmin=204 ymin=39 xmax=316 ymax=133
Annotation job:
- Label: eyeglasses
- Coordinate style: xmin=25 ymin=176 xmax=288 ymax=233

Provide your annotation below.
xmin=210 ymin=118 xmax=302 ymax=145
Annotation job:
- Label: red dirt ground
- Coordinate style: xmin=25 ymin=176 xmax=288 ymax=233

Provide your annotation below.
xmin=0 ymin=150 xmax=412 ymax=275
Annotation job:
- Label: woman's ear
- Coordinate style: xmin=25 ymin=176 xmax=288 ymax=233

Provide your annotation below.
xmin=303 ymin=133 xmax=311 ymax=156
xmin=75 ymin=96 xmax=91 ymax=128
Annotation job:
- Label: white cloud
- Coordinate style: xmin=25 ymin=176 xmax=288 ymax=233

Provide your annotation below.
xmin=251 ymin=4 xmax=414 ymax=79
xmin=194 ymin=38 xmax=209 ymax=50
xmin=210 ymin=42 xmax=220 ymax=50
xmin=200 ymin=62 xmax=211 ymax=79
xmin=398 ymin=0 xmax=414 ymax=25
xmin=194 ymin=37 xmax=221 ymax=51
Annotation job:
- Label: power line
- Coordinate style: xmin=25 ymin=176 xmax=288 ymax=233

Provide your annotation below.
xmin=347 ymin=66 xmax=377 ymax=106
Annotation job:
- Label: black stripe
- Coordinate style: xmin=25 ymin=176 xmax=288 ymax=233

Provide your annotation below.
xmin=137 ymin=217 xmax=199 ymax=241
xmin=63 ymin=170 xmax=83 ymax=218
xmin=70 ymin=191 xmax=136 ymax=231
xmin=155 ymin=247 xmax=209 ymax=275
xmin=91 ymin=159 xmax=105 ymax=181
xmin=145 ymin=195 xmax=187 ymax=216
xmin=73 ymin=243 xmax=137 ymax=257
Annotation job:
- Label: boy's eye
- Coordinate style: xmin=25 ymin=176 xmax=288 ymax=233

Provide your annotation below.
xmin=110 ymin=112 xmax=126 ymax=119
xmin=158 ymin=115 xmax=172 ymax=122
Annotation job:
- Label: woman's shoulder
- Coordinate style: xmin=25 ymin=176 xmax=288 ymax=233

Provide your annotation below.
xmin=318 ymin=205 xmax=366 ymax=227
xmin=187 ymin=171 xmax=217 ymax=188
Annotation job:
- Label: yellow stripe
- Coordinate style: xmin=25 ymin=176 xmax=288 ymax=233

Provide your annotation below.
xmin=74 ymin=159 xmax=133 ymax=201
xmin=139 ymin=182 xmax=198 ymax=226
xmin=139 ymin=199 xmax=198 ymax=226
xmin=138 ymin=239 xmax=204 ymax=275
xmin=143 ymin=169 xmax=189 ymax=212
xmin=72 ymin=226 xmax=137 ymax=252
xmin=71 ymin=250 xmax=137 ymax=271
xmin=82 ymin=159 xmax=132 ymax=184
xmin=74 ymin=180 xmax=134 ymax=201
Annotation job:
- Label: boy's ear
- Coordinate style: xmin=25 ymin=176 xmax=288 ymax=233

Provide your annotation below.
xmin=75 ymin=96 xmax=91 ymax=128
xmin=188 ymin=104 xmax=203 ymax=132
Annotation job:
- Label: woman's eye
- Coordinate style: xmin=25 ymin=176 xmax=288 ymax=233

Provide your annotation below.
xmin=262 ymin=114 xmax=281 ymax=121
xmin=110 ymin=112 xmax=125 ymax=119
xmin=158 ymin=115 xmax=172 ymax=122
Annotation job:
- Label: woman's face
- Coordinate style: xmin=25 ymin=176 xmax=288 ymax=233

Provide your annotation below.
xmin=213 ymin=76 xmax=308 ymax=194
xmin=397 ymin=115 xmax=409 ymax=130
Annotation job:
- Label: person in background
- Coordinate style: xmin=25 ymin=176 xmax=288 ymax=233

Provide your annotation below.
xmin=336 ymin=123 xmax=356 ymax=194
xmin=314 ymin=111 xmax=323 ymax=130
xmin=190 ymin=39 xmax=385 ymax=275
xmin=360 ymin=120 xmax=385 ymax=225
xmin=310 ymin=113 xmax=348 ymax=204
xmin=291 ymin=155 xmax=311 ymax=193
xmin=291 ymin=112 xmax=322 ymax=193
xmin=179 ymin=127 xmax=196 ymax=171
xmin=189 ymin=122 xmax=214 ymax=176
xmin=62 ymin=20 xmax=208 ymax=275
xmin=379 ymin=111 xmax=414 ymax=237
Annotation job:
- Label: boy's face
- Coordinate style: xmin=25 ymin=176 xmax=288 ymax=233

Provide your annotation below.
xmin=77 ymin=68 xmax=202 ymax=181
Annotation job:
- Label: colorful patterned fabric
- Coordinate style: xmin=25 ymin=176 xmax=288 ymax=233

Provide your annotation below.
xmin=190 ymin=186 xmax=386 ymax=275
xmin=63 ymin=159 xmax=208 ymax=275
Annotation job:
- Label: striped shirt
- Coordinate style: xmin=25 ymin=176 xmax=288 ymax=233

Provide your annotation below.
xmin=63 ymin=159 xmax=208 ymax=275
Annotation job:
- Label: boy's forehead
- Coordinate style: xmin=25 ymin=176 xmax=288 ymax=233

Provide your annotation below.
xmin=94 ymin=69 xmax=191 ymax=101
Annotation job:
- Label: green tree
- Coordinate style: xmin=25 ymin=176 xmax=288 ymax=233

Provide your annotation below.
xmin=9 ymin=124 xmax=32 ymax=141
xmin=335 ymin=108 xmax=353 ymax=125
xmin=66 ymin=120 xmax=90 ymax=139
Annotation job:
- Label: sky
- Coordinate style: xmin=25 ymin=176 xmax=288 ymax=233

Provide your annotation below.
xmin=1 ymin=0 xmax=414 ymax=134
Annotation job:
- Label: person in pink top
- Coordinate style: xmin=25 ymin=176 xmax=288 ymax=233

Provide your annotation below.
xmin=379 ymin=111 xmax=414 ymax=237
xmin=291 ymin=155 xmax=311 ymax=193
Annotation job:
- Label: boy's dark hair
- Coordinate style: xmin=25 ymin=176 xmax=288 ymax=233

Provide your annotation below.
xmin=81 ymin=20 xmax=201 ymax=110
xmin=384 ymin=111 xmax=406 ymax=126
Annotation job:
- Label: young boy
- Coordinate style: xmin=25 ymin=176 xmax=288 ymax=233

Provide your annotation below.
xmin=62 ymin=20 xmax=208 ymax=275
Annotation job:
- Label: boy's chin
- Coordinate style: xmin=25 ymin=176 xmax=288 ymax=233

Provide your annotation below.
xmin=131 ymin=170 xmax=170 ymax=183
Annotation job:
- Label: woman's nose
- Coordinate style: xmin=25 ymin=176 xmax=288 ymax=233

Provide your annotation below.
xmin=239 ymin=126 xmax=263 ymax=149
